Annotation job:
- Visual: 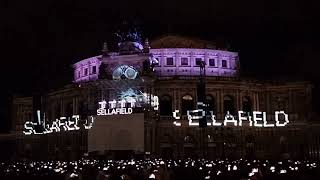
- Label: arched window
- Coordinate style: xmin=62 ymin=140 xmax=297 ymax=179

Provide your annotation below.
xmin=206 ymin=95 xmax=216 ymax=114
xmin=182 ymin=95 xmax=194 ymax=115
xmin=54 ymin=102 xmax=61 ymax=118
xmin=224 ymin=95 xmax=235 ymax=115
xmin=65 ymin=102 xmax=73 ymax=117
xmin=160 ymin=95 xmax=172 ymax=116
xmin=276 ymin=96 xmax=286 ymax=110
xmin=242 ymin=96 xmax=252 ymax=114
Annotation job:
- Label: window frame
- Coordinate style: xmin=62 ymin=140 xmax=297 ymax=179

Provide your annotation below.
xmin=195 ymin=58 xmax=203 ymax=66
xmin=180 ymin=57 xmax=189 ymax=66
xmin=221 ymin=60 xmax=228 ymax=68
xmin=92 ymin=66 xmax=96 ymax=74
xmin=165 ymin=57 xmax=174 ymax=66
xmin=209 ymin=59 xmax=216 ymax=67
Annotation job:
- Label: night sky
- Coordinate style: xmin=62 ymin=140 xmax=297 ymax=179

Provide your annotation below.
xmin=1 ymin=0 xmax=320 ymax=132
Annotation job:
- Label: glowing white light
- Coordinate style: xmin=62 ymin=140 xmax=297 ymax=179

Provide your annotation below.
xmin=70 ymin=173 xmax=79 ymax=178
xmin=23 ymin=121 xmax=34 ymax=135
xmin=252 ymin=168 xmax=258 ymax=173
xmin=253 ymin=111 xmax=263 ymax=127
xmin=84 ymin=116 xmax=94 ymax=129
xmin=209 ymin=111 xmax=221 ymax=126
xmin=37 ymin=110 xmax=41 ymax=125
xmin=275 ymin=111 xmax=289 ymax=127
xmin=238 ymin=111 xmax=252 ymax=126
xmin=223 ymin=111 xmax=237 ymax=126
xmin=270 ymin=166 xmax=275 ymax=172
xmin=109 ymin=100 xmax=117 ymax=109
xmin=187 ymin=109 xmax=205 ymax=126
xmin=233 ymin=165 xmax=237 ymax=170
xmin=50 ymin=120 xmax=61 ymax=132
xmin=149 ymin=173 xmax=155 ymax=179
xmin=173 ymin=110 xmax=181 ymax=126
xmin=66 ymin=115 xmax=80 ymax=131
xmin=58 ymin=117 xmax=68 ymax=131
xmin=280 ymin=169 xmax=287 ymax=174
xmin=119 ymin=99 xmax=126 ymax=108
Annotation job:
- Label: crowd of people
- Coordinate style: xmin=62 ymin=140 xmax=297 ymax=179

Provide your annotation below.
xmin=0 ymin=158 xmax=319 ymax=180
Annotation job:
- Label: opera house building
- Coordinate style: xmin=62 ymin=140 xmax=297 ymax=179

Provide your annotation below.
xmin=11 ymin=35 xmax=320 ymax=161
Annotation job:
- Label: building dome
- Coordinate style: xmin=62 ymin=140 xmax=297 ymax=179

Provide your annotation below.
xmin=150 ymin=35 xmax=217 ymax=49
xmin=118 ymin=41 xmax=143 ymax=55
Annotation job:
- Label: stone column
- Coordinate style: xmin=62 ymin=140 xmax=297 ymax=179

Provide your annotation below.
xmin=255 ymin=92 xmax=260 ymax=111
xmin=190 ymin=51 xmax=194 ymax=75
xmin=266 ymin=92 xmax=271 ymax=114
xmin=252 ymin=92 xmax=257 ymax=111
xmin=174 ymin=88 xmax=179 ymax=112
xmin=288 ymin=90 xmax=293 ymax=113
xmin=175 ymin=51 xmax=179 ymax=76
xmin=60 ymin=98 xmax=64 ymax=116
xmin=219 ymin=90 xmax=223 ymax=119
xmin=217 ymin=53 xmax=221 ymax=76
xmin=237 ymin=90 xmax=241 ymax=111
xmin=73 ymin=97 xmax=77 ymax=115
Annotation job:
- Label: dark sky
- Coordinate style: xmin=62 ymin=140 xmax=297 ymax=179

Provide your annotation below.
xmin=1 ymin=0 xmax=320 ymax=132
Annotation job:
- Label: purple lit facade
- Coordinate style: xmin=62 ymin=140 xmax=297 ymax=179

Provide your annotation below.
xmin=151 ymin=48 xmax=238 ymax=77
xmin=73 ymin=48 xmax=238 ymax=83
xmin=73 ymin=56 xmax=101 ymax=83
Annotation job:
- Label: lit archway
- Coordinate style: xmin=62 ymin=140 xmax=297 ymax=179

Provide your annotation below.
xmin=242 ymin=96 xmax=252 ymax=115
xmin=206 ymin=95 xmax=216 ymax=114
xmin=182 ymin=95 xmax=194 ymax=115
xmin=224 ymin=95 xmax=235 ymax=115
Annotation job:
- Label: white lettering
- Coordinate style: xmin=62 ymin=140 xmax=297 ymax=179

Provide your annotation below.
xmin=263 ymin=112 xmax=274 ymax=127
xmin=99 ymin=100 xmax=107 ymax=109
xmin=253 ymin=111 xmax=263 ymax=127
xmin=275 ymin=111 xmax=289 ymax=127
xmin=223 ymin=111 xmax=237 ymax=126
xmin=50 ymin=120 xmax=60 ymax=132
xmin=238 ymin=111 xmax=252 ymax=126
xmin=119 ymin=99 xmax=126 ymax=108
xmin=84 ymin=116 xmax=94 ymax=129
xmin=59 ymin=117 xmax=68 ymax=131
xmin=66 ymin=115 xmax=80 ymax=131
xmin=23 ymin=121 xmax=33 ymax=135
xmin=173 ymin=110 xmax=181 ymax=126
xmin=209 ymin=111 xmax=221 ymax=126
xmin=109 ymin=100 xmax=117 ymax=109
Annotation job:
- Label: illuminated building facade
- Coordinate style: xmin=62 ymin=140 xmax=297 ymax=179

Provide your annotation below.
xmin=11 ymin=35 xmax=319 ymax=160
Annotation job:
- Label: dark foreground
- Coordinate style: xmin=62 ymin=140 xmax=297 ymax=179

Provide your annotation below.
xmin=0 ymin=158 xmax=319 ymax=180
